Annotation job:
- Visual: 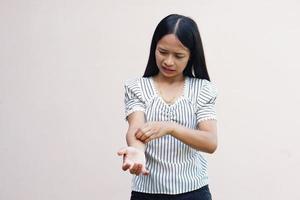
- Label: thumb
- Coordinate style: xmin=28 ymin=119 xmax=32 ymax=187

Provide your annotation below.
xmin=141 ymin=166 xmax=150 ymax=176
xmin=117 ymin=147 xmax=127 ymax=156
xmin=134 ymin=128 xmax=141 ymax=136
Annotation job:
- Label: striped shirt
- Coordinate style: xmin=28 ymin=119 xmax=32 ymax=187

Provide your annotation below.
xmin=124 ymin=76 xmax=217 ymax=194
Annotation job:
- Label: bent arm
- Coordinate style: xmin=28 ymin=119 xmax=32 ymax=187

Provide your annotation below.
xmin=170 ymin=120 xmax=218 ymax=153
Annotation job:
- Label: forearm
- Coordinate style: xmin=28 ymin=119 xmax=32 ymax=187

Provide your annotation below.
xmin=126 ymin=125 xmax=146 ymax=151
xmin=125 ymin=111 xmax=147 ymax=151
xmin=169 ymin=122 xmax=217 ymax=153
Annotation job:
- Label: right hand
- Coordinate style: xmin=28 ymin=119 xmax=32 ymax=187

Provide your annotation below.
xmin=117 ymin=146 xmax=149 ymax=176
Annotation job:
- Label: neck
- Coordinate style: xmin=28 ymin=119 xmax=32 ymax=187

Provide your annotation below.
xmin=155 ymin=73 xmax=185 ymax=84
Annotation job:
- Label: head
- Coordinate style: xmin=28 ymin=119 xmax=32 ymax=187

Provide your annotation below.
xmin=143 ymin=14 xmax=210 ymax=81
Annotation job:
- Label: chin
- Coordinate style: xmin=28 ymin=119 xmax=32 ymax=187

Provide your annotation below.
xmin=160 ymin=72 xmax=176 ymax=78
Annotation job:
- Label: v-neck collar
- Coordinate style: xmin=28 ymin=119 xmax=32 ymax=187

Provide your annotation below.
xmin=149 ymin=76 xmax=189 ymax=107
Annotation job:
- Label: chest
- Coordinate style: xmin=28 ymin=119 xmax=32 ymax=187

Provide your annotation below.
xmin=144 ymin=96 xmax=197 ymax=128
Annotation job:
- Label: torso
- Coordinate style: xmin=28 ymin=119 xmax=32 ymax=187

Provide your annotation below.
xmin=128 ymin=76 xmax=211 ymax=194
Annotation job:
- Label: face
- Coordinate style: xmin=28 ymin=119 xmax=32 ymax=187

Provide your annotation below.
xmin=155 ymin=34 xmax=190 ymax=79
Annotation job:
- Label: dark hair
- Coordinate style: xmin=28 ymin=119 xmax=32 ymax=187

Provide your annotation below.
xmin=143 ymin=14 xmax=210 ymax=81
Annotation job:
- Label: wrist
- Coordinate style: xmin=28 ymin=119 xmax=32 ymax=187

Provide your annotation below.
xmin=127 ymin=140 xmax=146 ymax=151
xmin=167 ymin=122 xmax=177 ymax=136
xmin=128 ymin=145 xmax=145 ymax=152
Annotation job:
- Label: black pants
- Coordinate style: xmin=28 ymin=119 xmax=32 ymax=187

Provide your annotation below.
xmin=130 ymin=185 xmax=212 ymax=200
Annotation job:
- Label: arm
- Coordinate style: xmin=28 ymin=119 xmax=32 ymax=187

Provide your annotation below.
xmin=117 ymin=111 xmax=149 ymax=176
xmin=134 ymin=79 xmax=218 ymax=153
xmin=126 ymin=111 xmax=146 ymax=151
xmin=170 ymin=120 xmax=218 ymax=153
xmin=135 ymin=120 xmax=218 ymax=154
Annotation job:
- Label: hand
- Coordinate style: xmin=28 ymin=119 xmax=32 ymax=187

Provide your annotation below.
xmin=117 ymin=146 xmax=149 ymax=176
xmin=135 ymin=121 xmax=174 ymax=143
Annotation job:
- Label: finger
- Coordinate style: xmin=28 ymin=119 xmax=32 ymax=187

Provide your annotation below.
xmin=131 ymin=163 xmax=139 ymax=174
xmin=135 ymin=164 xmax=143 ymax=176
xmin=144 ymin=135 xmax=156 ymax=143
xmin=140 ymin=130 xmax=153 ymax=141
xmin=134 ymin=128 xmax=141 ymax=135
xmin=129 ymin=163 xmax=139 ymax=174
xmin=117 ymin=147 xmax=127 ymax=156
xmin=135 ymin=126 xmax=150 ymax=139
xmin=142 ymin=171 xmax=150 ymax=176
xmin=122 ymin=156 xmax=133 ymax=171
xmin=136 ymin=124 xmax=149 ymax=134
xmin=141 ymin=166 xmax=150 ymax=176
xmin=135 ymin=128 xmax=143 ymax=139
xmin=141 ymin=125 xmax=151 ymax=134
xmin=122 ymin=161 xmax=132 ymax=171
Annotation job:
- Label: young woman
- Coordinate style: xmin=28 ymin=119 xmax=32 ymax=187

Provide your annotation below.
xmin=118 ymin=14 xmax=218 ymax=200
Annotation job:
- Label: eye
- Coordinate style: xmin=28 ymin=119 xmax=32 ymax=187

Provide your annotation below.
xmin=176 ymin=55 xmax=185 ymax=59
xmin=159 ymin=50 xmax=167 ymax=55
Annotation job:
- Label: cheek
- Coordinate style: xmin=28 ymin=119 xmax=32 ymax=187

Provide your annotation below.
xmin=178 ymin=59 xmax=190 ymax=70
xmin=155 ymin=54 xmax=163 ymax=64
xmin=179 ymin=58 xmax=189 ymax=66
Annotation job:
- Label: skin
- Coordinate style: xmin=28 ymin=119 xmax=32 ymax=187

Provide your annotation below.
xmin=117 ymin=111 xmax=149 ymax=176
xmin=118 ymin=34 xmax=218 ymax=176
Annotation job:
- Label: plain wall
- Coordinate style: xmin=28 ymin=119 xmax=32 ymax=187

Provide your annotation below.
xmin=1 ymin=0 xmax=300 ymax=199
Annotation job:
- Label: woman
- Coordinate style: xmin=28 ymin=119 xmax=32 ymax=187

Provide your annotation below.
xmin=118 ymin=14 xmax=218 ymax=200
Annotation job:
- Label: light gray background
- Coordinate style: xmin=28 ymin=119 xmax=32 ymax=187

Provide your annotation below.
xmin=1 ymin=0 xmax=299 ymax=199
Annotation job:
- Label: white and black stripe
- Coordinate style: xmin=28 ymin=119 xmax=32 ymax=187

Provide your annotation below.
xmin=124 ymin=76 xmax=217 ymax=194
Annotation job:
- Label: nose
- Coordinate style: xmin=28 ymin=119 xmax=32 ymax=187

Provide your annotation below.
xmin=163 ymin=55 xmax=174 ymax=66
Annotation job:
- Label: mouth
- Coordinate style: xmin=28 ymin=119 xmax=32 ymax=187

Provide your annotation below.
xmin=162 ymin=66 xmax=176 ymax=73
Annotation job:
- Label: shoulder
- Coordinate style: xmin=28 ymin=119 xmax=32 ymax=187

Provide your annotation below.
xmin=189 ymin=77 xmax=217 ymax=90
xmin=124 ymin=77 xmax=142 ymax=91
xmin=124 ymin=77 xmax=141 ymax=87
xmin=124 ymin=77 xmax=150 ymax=86
xmin=124 ymin=77 xmax=152 ymax=91
xmin=124 ymin=77 xmax=150 ymax=98
xmin=189 ymin=77 xmax=218 ymax=97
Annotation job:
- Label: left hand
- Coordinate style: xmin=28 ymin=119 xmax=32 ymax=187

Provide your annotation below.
xmin=135 ymin=121 xmax=175 ymax=143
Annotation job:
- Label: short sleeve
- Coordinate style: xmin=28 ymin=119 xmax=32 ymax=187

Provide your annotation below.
xmin=195 ymin=80 xmax=218 ymax=123
xmin=124 ymin=78 xmax=146 ymax=120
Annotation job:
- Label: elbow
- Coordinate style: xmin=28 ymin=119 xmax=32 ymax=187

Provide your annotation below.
xmin=207 ymin=144 xmax=217 ymax=154
xmin=195 ymin=142 xmax=217 ymax=154
xmin=207 ymin=132 xmax=218 ymax=154
xmin=206 ymin=140 xmax=218 ymax=154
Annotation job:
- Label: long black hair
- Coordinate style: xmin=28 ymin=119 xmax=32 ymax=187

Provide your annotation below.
xmin=143 ymin=14 xmax=210 ymax=81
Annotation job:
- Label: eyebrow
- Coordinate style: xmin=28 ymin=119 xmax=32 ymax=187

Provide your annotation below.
xmin=157 ymin=47 xmax=186 ymax=55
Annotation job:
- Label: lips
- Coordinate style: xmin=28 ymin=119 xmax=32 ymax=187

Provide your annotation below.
xmin=162 ymin=66 xmax=175 ymax=73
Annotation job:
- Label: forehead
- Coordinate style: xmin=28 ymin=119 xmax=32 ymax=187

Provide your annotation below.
xmin=156 ymin=34 xmax=190 ymax=53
